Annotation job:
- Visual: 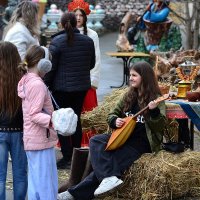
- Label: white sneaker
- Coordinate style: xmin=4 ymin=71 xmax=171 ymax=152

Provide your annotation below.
xmin=94 ymin=176 xmax=123 ymax=196
xmin=57 ymin=191 xmax=74 ymax=200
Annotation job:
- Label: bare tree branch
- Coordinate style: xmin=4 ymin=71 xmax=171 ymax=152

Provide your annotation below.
xmin=191 ymin=2 xmax=197 ymax=21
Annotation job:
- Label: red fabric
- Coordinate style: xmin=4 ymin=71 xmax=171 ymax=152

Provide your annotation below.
xmin=81 ymin=88 xmax=98 ymax=147
xmin=166 ymin=103 xmax=188 ymax=119
xmin=68 ymin=0 xmax=91 ymax=15
xmin=81 ymin=128 xmax=96 ymax=148
xmin=82 ymin=88 xmax=98 ymax=113
xmin=56 ymin=141 xmax=61 ymax=149
xmin=166 ymin=110 xmax=188 ymax=119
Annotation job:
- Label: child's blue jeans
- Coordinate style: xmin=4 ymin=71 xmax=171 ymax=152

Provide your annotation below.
xmin=0 ymin=131 xmax=27 ymax=200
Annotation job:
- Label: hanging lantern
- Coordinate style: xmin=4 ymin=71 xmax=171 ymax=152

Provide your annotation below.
xmin=176 ymin=60 xmax=199 ymax=98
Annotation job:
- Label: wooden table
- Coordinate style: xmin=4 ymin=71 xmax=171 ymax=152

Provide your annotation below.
xmin=106 ymin=52 xmax=150 ymax=88
xmin=166 ymin=100 xmax=200 ymax=150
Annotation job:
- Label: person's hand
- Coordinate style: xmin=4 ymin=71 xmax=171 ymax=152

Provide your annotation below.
xmin=115 ymin=118 xmax=125 ymax=128
xmin=148 ymin=100 xmax=158 ymax=110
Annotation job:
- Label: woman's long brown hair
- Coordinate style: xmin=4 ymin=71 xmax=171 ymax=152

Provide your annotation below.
xmin=123 ymin=61 xmax=161 ymax=117
xmin=0 ymin=42 xmax=22 ymax=118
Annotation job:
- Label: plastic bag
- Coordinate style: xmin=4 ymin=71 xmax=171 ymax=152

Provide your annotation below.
xmin=52 ymin=108 xmax=78 ymax=136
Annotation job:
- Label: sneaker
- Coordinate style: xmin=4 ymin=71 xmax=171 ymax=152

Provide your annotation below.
xmin=57 ymin=191 xmax=74 ymax=200
xmin=94 ymin=176 xmax=123 ymax=196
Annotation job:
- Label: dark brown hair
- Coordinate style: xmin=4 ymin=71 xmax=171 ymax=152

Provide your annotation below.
xmin=0 ymin=41 xmax=22 ymax=118
xmin=18 ymin=45 xmax=45 ymax=74
xmin=61 ymin=12 xmax=77 ymax=45
xmin=123 ymin=61 xmax=161 ymax=116
xmin=74 ymin=8 xmax=88 ymax=35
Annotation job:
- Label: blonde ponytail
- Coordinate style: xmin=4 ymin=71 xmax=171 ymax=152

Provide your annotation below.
xmin=18 ymin=61 xmax=28 ymax=74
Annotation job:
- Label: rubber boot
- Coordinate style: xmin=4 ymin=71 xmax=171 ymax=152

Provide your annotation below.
xmin=58 ymin=147 xmax=89 ymax=193
xmin=81 ymin=151 xmax=93 ymax=181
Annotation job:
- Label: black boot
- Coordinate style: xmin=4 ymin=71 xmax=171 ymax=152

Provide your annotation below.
xmin=58 ymin=147 xmax=89 ymax=193
xmin=57 ymin=158 xmax=71 ymax=169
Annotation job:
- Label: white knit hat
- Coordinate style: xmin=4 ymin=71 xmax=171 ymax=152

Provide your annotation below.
xmin=52 ymin=108 xmax=78 ymax=136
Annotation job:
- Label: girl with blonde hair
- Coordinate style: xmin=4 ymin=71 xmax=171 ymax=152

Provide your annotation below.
xmin=3 ymin=1 xmax=40 ymax=60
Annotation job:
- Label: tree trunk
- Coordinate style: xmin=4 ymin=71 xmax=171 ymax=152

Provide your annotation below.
xmin=184 ymin=2 xmax=193 ymax=50
xmin=192 ymin=2 xmax=200 ymax=49
xmin=185 ymin=3 xmax=191 ymax=50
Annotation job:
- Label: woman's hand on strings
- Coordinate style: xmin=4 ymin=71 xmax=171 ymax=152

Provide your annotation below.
xmin=115 ymin=118 xmax=125 ymax=128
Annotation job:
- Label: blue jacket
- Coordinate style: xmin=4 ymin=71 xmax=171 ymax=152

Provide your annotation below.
xmin=143 ymin=3 xmax=170 ymax=23
xmin=44 ymin=28 xmax=95 ymax=92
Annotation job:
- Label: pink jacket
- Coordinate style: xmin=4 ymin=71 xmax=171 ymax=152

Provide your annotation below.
xmin=18 ymin=73 xmax=57 ymax=151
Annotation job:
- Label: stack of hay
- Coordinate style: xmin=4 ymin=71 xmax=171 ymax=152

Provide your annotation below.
xmin=81 ymin=87 xmax=128 ymax=134
xmin=81 ymin=84 xmax=200 ymax=200
xmin=99 ymin=151 xmax=200 ymax=200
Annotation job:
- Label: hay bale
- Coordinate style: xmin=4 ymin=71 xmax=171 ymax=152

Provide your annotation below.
xmin=81 ymin=87 xmax=128 ymax=133
xmin=99 ymin=151 xmax=200 ymax=200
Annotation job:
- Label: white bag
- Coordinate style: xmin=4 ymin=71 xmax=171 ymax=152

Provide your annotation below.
xmin=52 ymin=108 xmax=78 ymax=136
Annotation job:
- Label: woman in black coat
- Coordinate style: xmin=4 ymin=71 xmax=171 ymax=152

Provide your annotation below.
xmin=44 ymin=12 xmax=95 ymax=169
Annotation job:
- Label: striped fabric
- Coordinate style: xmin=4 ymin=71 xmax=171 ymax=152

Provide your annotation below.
xmin=166 ymin=100 xmax=200 ymax=131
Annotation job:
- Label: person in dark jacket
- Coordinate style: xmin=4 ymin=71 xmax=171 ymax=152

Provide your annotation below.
xmin=57 ymin=61 xmax=166 ymax=200
xmin=0 ymin=41 xmax=27 ymax=200
xmin=44 ymin=12 xmax=95 ymax=169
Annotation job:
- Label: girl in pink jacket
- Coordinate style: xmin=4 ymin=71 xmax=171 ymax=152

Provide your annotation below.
xmin=18 ymin=45 xmax=58 ymax=200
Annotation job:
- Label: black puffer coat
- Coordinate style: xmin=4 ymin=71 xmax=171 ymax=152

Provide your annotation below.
xmin=44 ymin=29 xmax=95 ymax=92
